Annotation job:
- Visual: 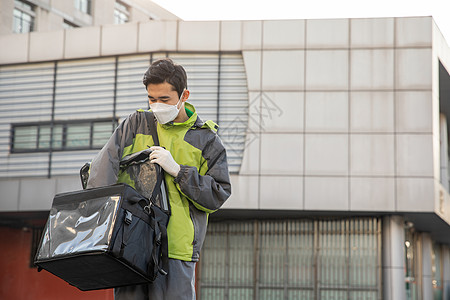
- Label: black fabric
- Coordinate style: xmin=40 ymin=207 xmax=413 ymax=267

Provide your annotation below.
xmin=34 ymin=183 xmax=170 ymax=291
xmin=143 ymin=110 xmax=170 ymax=278
xmin=145 ymin=111 xmax=160 ymax=146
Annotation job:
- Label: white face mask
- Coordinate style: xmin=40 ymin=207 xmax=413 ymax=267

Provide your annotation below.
xmin=150 ymin=91 xmax=184 ymax=124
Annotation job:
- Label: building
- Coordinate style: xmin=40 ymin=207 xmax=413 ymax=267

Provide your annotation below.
xmin=0 ymin=2 xmax=449 ymax=299
xmin=0 ymin=0 xmax=179 ymax=35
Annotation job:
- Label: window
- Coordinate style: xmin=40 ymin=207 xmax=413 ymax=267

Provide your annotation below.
xmin=114 ymin=2 xmax=129 ymax=24
xmin=199 ymin=218 xmax=382 ymax=299
xmin=13 ymin=0 xmax=35 ymax=33
xmin=405 ymin=227 xmax=419 ymax=300
xmin=11 ymin=119 xmax=117 ymax=153
xmin=432 ymin=243 xmax=443 ymax=300
xmin=439 ymin=61 xmax=450 ymax=191
xmin=75 ymin=0 xmax=91 ymax=15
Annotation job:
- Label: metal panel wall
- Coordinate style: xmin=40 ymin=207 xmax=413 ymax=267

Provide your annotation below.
xmin=169 ymin=53 xmax=248 ymax=173
xmin=0 ymin=52 xmax=248 ymax=178
xmin=170 ymin=53 xmax=221 ymax=121
xmin=50 ymin=150 xmax=99 ymax=176
xmin=116 ymin=54 xmax=151 ymax=117
xmin=199 ymin=218 xmax=382 ymax=300
xmin=0 ymin=63 xmax=54 ymax=177
xmin=117 ymin=52 xmax=248 ymax=173
xmin=216 ymin=54 xmax=248 ymax=172
xmin=50 ymin=58 xmax=116 ymax=176
xmin=54 ymin=58 xmax=116 ymax=120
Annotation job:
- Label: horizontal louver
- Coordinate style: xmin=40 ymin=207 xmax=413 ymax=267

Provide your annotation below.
xmin=50 ymin=150 xmax=99 ymax=176
xmin=217 ymin=54 xmax=248 ymax=173
xmin=169 ymin=53 xmax=247 ymax=173
xmin=0 ymin=53 xmax=248 ymax=177
xmin=55 ymin=58 xmax=116 ymax=120
xmin=116 ymin=54 xmax=150 ymax=117
xmin=0 ymin=63 xmax=54 ymax=177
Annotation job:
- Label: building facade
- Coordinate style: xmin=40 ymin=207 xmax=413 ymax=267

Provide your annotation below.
xmin=0 ymin=4 xmax=450 ymax=300
xmin=0 ymin=0 xmax=179 ymax=35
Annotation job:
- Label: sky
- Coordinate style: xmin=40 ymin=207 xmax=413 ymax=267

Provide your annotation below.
xmin=152 ymin=0 xmax=450 ymax=43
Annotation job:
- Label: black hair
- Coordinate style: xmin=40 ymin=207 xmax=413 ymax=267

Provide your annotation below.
xmin=142 ymin=58 xmax=187 ymax=97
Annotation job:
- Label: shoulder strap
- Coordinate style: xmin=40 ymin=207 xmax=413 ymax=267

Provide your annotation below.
xmin=143 ymin=111 xmax=170 ymax=214
xmin=146 ymin=111 xmax=159 ymax=146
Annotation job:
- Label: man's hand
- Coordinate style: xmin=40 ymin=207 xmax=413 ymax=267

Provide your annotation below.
xmin=149 ymin=146 xmax=180 ymax=177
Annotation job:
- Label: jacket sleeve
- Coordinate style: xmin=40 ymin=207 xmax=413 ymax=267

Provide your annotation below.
xmin=173 ymin=134 xmax=231 ymax=213
xmin=86 ymin=114 xmax=136 ymax=188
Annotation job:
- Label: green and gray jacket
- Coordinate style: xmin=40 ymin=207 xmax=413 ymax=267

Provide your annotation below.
xmin=87 ymin=102 xmax=231 ymax=261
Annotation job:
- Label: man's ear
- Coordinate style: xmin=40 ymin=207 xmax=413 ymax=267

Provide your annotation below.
xmin=181 ymin=89 xmax=190 ymax=102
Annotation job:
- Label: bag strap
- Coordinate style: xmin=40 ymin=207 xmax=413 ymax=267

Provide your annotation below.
xmin=149 ymin=220 xmax=169 ymax=278
xmin=145 ymin=111 xmax=170 ymax=278
xmin=146 ymin=111 xmax=160 ymax=146
xmin=142 ymin=111 xmax=170 ymax=213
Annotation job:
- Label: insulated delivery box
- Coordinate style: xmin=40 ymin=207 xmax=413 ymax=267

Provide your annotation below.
xmin=34 ymin=148 xmax=170 ymax=291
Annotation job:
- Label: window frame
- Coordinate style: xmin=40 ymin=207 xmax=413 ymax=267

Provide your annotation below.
xmin=404 ymin=227 xmax=420 ymax=300
xmin=13 ymin=0 xmax=35 ymax=33
xmin=74 ymin=0 xmax=91 ymax=15
xmin=199 ymin=218 xmax=382 ymax=299
xmin=114 ymin=1 xmax=129 ymax=24
xmin=10 ymin=118 xmax=117 ymax=153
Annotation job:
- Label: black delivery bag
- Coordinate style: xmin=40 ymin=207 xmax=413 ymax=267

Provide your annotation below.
xmin=34 ymin=181 xmax=169 ymax=291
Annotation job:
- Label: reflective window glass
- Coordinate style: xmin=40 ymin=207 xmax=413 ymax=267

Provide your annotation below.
xmin=52 ymin=125 xmax=63 ymax=149
xmin=200 ymin=218 xmax=381 ymax=299
xmin=432 ymin=243 xmax=443 ymax=300
xmin=12 ymin=121 xmax=114 ymax=152
xmin=66 ymin=123 xmax=90 ymax=148
xmin=405 ymin=228 xmax=418 ymax=300
xmin=93 ymin=122 xmax=114 ymax=147
xmin=38 ymin=125 xmax=51 ymax=149
xmin=13 ymin=1 xmax=34 ymax=33
xmin=114 ymin=2 xmax=129 ymax=24
xmin=74 ymin=0 xmax=91 ymax=14
xmin=14 ymin=126 xmax=37 ymax=149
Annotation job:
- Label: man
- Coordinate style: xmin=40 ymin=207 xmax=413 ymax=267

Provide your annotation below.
xmin=87 ymin=58 xmax=232 ymax=299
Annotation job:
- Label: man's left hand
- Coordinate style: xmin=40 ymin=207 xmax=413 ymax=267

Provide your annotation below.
xmin=149 ymin=146 xmax=180 ymax=177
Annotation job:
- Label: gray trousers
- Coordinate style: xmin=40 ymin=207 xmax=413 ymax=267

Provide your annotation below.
xmin=114 ymin=259 xmax=196 ymax=300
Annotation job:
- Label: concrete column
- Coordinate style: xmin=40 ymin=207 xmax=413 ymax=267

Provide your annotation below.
xmin=442 ymin=246 xmax=450 ymax=300
xmin=383 ymin=215 xmax=406 ymax=300
xmin=421 ymin=233 xmax=433 ymax=300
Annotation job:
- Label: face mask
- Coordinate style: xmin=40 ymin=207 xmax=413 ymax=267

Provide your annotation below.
xmin=150 ymin=91 xmax=184 ymax=124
